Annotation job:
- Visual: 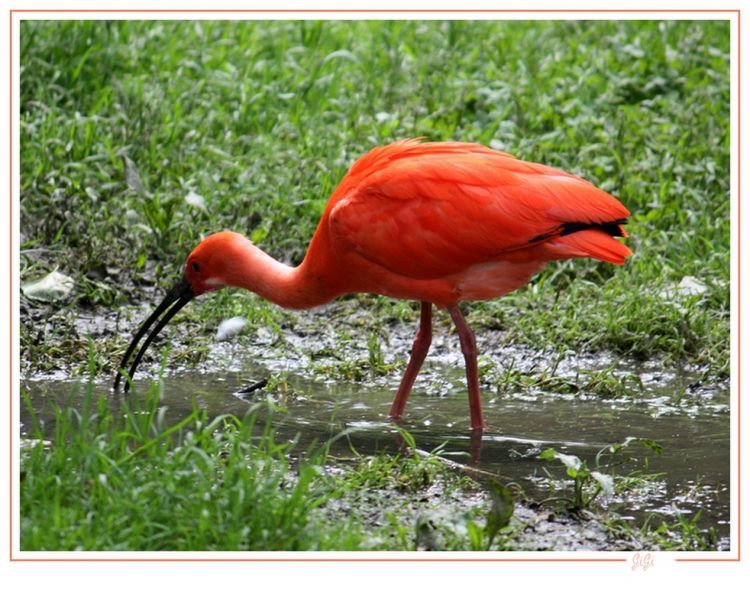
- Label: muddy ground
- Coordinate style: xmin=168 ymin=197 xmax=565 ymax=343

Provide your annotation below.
xmin=20 ymin=295 xmax=731 ymax=551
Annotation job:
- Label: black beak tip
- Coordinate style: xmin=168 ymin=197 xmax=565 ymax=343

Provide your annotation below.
xmin=114 ymin=275 xmax=195 ymax=394
xmin=112 ymin=370 xmax=130 ymax=393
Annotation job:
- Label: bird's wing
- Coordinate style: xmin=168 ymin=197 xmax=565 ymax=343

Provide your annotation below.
xmin=328 ymin=142 xmax=630 ymax=279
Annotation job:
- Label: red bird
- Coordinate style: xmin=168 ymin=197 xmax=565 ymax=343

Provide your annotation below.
xmin=116 ymin=140 xmax=631 ymax=431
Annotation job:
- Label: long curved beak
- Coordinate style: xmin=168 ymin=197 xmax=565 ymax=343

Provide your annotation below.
xmin=114 ymin=276 xmax=195 ymax=392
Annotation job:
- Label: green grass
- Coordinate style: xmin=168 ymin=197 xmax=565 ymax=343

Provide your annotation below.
xmin=19 ymin=20 xmax=731 ymax=552
xmin=21 ymin=363 xmax=715 ymax=551
xmin=20 ymin=19 xmax=730 ymax=377
xmin=19 ymin=367 xmax=505 ymax=551
xmin=21 ymin=389 xmax=335 ymax=551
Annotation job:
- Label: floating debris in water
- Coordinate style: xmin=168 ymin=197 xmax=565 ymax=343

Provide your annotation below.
xmin=22 ymin=270 xmax=74 ymax=302
xmin=216 ymin=316 xmax=247 ymax=341
xmin=237 ymin=378 xmax=268 ymax=394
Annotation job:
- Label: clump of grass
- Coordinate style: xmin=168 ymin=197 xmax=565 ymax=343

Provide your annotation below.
xmin=604 ymin=510 xmax=722 ymax=551
xmin=19 ymin=385 xmax=509 ymax=551
xmin=19 ymin=351 xmax=511 ymax=551
xmin=335 ymin=439 xmax=445 ymax=494
xmin=320 ymin=431 xmax=517 ymax=551
xmin=643 ymin=512 xmax=720 ymax=551
xmin=307 ymin=329 xmax=399 ymax=381
xmin=21 ymin=384 xmax=340 ymax=550
xmin=480 ymin=355 xmax=644 ymax=400
xmin=537 ymin=437 xmax=663 ymax=513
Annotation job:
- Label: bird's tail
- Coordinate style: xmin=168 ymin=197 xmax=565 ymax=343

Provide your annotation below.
xmin=548 ymin=228 xmax=633 ymax=265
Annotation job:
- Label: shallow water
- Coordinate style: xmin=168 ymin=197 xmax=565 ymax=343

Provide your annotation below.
xmin=21 ymin=348 xmax=731 ymax=548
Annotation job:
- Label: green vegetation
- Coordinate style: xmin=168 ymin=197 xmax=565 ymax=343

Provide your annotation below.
xmin=20 ymin=368 xmax=511 ymax=551
xmin=21 ymin=20 xmax=730 ymax=376
xmin=22 ymin=392 xmax=337 ymax=551
xmin=538 ymin=437 xmax=662 ymax=512
xmin=19 ymin=20 xmax=730 ymax=551
xmin=21 ymin=366 xmax=712 ymax=551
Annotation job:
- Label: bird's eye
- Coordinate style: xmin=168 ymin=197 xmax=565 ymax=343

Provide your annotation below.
xmin=191 ymin=261 xmax=201 ymax=273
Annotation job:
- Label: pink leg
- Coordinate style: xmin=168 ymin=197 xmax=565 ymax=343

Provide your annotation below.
xmin=389 ymin=301 xmax=432 ymax=420
xmin=448 ymin=305 xmax=486 ymax=431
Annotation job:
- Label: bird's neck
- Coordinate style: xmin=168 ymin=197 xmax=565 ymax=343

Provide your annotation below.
xmin=223 ymin=239 xmax=340 ymax=310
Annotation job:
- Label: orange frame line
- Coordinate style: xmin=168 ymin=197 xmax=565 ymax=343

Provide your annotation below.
xmin=8 ymin=8 xmax=741 ymax=563
xmin=10 ymin=558 xmax=627 ymax=563
xmin=676 ymin=7 xmax=743 ymax=565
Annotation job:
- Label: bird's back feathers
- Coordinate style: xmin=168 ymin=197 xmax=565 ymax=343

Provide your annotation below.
xmin=326 ymin=140 xmax=631 ymax=280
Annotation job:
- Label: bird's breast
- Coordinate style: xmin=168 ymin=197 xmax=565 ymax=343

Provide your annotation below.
xmin=331 ymin=250 xmax=548 ymax=306
xmin=448 ymin=259 xmax=549 ymax=302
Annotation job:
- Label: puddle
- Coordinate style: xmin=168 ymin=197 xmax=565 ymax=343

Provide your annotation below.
xmin=21 ymin=342 xmax=731 ymax=549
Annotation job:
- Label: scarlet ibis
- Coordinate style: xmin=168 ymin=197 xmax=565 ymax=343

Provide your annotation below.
xmin=115 ymin=139 xmax=631 ymax=431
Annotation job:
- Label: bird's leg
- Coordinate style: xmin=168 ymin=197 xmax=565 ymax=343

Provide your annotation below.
xmin=469 ymin=429 xmax=484 ymax=467
xmin=389 ymin=301 xmax=432 ymax=421
xmin=448 ymin=305 xmax=486 ymax=431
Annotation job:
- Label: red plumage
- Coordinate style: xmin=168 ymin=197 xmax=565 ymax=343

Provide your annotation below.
xmin=316 ymin=139 xmax=631 ymax=304
xmin=119 ymin=139 xmax=633 ymax=431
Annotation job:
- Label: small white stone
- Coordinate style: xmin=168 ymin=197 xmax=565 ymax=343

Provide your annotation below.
xmin=215 ymin=317 xmax=247 ymax=341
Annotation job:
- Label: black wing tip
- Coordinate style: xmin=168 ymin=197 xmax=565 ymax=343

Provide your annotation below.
xmin=559 ymin=219 xmax=628 ymax=238
xmin=530 ymin=219 xmax=628 ymax=243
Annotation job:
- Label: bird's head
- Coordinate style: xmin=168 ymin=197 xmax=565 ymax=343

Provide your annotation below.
xmin=183 ymin=231 xmax=251 ymax=296
xmin=114 ymin=230 xmax=251 ymax=391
